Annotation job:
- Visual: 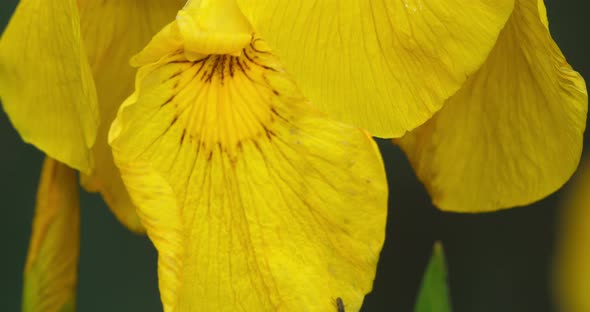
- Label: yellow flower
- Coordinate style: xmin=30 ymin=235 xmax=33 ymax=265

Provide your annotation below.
xmin=108 ymin=1 xmax=387 ymax=310
xmin=555 ymin=157 xmax=590 ymax=312
xmin=4 ymin=0 xmax=582 ymax=311
xmin=397 ymin=0 xmax=588 ymax=212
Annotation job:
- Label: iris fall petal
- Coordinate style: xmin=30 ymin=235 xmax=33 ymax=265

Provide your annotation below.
xmin=109 ymin=2 xmax=388 ymax=311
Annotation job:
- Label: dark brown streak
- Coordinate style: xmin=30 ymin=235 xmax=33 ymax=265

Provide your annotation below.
xmin=252 ymin=140 xmax=263 ymax=154
xmin=204 ymin=56 xmax=221 ymax=83
xmin=154 ymin=116 xmax=178 ymax=141
xmin=242 ymin=49 xmax=277 ymax=72
xmin=193 ymin=56 xmax=210 ymax=80
xmin=175 ymin=55 xmax=209 ymax=65
xmin=249 ymin=40 xmax=271 ymax=55
xmin=139 ymin=114 xmax=180 ymax=156
xmin=160 ymin=64 xmax=194 ymax=107
xmin=238 ymin=54 xmax=251 ymax=71
xmin=169 ymin=115 xmax=178 ymax=127
xmin=219 ymin=55 xmax=227 ymax=85
xmin=229 ymin=56 xmax=236 ymax=77
xmin=168 ymin=70 xmax=183 ymax=80
xmin=235 ymin=58 xmax=254 ymax=82
xmin=180 ymin=129 xmax=187 ymax=144
xmin=193 ymin=56 xmax=211 ymax=64
xmin=160 ymin=94 xmax=176 ymax=108
xmin=192 ymin=58 xmax=209 ymax=83
xmin=270 ymin=107 xmax=289 ymax=122
xmin=263 ymin=126 xmax=275 ymax=140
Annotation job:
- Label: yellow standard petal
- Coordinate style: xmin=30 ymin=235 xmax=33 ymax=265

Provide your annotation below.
xmin=235 ymin=0 xmax=515 ymax=137
xmin=398 ymin=0 xmax=588 ymax=212
xmin=23 ymin=158 xmax=80 ymax=312
xmin=109 ymin=1 xmax=388 ymax=311
xmin=555 ymin=158 xmax=590 ymax=312
xmin=0 ymin=0 xmax=99 ymax=173
xmin=77 ymin=0 xmax=183 ymax=232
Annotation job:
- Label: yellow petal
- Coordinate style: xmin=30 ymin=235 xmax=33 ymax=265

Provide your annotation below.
xmin=110 ymin=5 xmax=388 ymax=311
xmin=0 ymin=0 xmax=99 ymax=173
xmin=556 ymin=158 xmax=590 ymax=312
xmin=398 ymin=0 xmax=588 ymax=212
xmin=77 ymin=0 xmax=183 ymax=232
xmin=235 ymin=0 xmax=515 ymax=137
xmin=23 ymin=158 xmax=79 ymax=312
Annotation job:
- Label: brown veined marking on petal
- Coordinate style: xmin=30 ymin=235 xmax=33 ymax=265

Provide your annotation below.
xmin=134 ymin=57 xmax=209 ymax=161
xmin=161 ymin=57 xmax=210 ymax=108
xmin=145 ymin=35 xmax=289 ymax=172
xmin=150 ymin=40 xmax=282 ymax=155
xmin=153 ymin=41 xmax=344 ymax=244
xmin=242 ymin=47 xmax=278 ymax=72
xmin=249 ymin=36 xmax=272 ymax=55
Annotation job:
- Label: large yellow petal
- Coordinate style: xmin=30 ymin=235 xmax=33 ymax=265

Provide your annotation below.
xmin=556 ymin=159 xmax=590 ymax=312
xmin=23 ymin=158 xmax=79 ymax=312
xmin=235 ymin=0 xmax=515 ymax=137
xmin=398 ymin=0 xmax=588 ymax=212
xmin=0 ymin=0 xmax=99 ymax=173
xmin=109 ymin=3 xmax=388 ymax=311
xmin=77 ymin=0 xmax=183 ymax=232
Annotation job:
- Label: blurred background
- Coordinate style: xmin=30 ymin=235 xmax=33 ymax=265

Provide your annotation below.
xmin=1 ymin=1 xmax=589 ymax=311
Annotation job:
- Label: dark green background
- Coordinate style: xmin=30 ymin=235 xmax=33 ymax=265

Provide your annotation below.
xmin=1 ymin=1 xmax=588 ymax=311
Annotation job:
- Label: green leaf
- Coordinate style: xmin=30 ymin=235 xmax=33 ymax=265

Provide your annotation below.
xmin=415 ymin=243 xmax=452 ymax=312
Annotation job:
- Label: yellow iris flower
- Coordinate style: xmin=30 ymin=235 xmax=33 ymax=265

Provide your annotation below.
xmin=2 ymin=0 xmax=585 ymax=311
xmin=398 ymin=0 xmax=588 ymax=212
